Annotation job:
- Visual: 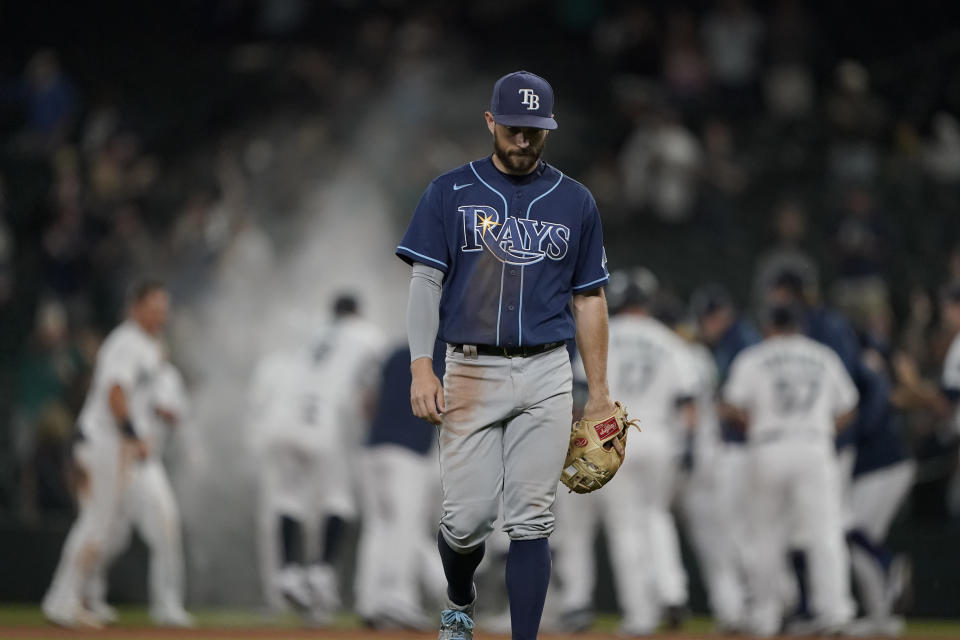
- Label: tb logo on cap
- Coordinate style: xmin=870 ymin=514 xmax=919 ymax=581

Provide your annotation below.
xmin=518 ymin=88 xmax=540 ymax=110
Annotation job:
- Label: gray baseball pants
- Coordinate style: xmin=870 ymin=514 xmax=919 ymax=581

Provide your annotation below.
xmin=438 ymin=344 xmax=573 ymax=553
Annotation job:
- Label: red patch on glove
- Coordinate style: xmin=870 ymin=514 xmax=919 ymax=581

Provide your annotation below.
xmin=573 ymin=437 xmax=589 ymax=448
xmin=593 ymin=416 xmax=621 ymax=440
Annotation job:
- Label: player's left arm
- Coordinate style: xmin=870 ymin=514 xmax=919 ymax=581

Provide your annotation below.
xmin=719 ymin=351 xmax=752 ymax=430
xmin=572 ymin=288 xmax=615 ymax=422
xmin=570 ymin=191 xmax=613 ymax=423
xmin=830 ymin=350 xmax=860 ymax=432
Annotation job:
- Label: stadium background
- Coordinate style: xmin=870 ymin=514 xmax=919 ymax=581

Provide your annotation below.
xmin=1 ymin=0 xmax=959 ymax=630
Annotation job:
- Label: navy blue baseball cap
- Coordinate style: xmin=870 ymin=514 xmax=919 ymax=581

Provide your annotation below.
xmin=490 ymin=70 xmax=557 ymax=130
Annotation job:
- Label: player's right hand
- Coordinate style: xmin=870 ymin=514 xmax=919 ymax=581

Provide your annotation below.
xmin=410 ymin=357 xmax=444 ymax=425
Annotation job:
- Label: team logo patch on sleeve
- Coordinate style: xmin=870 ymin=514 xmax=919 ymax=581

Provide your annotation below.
xmin=593 ymin=416 xmax=621 ymax=440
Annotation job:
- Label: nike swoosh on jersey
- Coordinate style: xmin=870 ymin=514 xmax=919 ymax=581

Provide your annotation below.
xmin=453 ymin=183 xmax=473 ymax=190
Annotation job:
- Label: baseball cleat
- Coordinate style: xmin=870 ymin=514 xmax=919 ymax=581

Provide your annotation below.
xmin=557 ymin=607 xmax=594 ymax=633
xmin=43 ymin=603 xmax=104 ymax=630
xmin=888 ymin=554 xmax=914 ymax=614
xmin=276 ymin=566 xmax=312 ymax=613
xmin=151 ymin=605 xmax=194 ymax=628
xmin=438 ymin=596 xmax=475 ymax=640
xmin=306 ymin=563 xmax=341 ymax=612
xmin=87 ymin=600 xmax=118 ymax=625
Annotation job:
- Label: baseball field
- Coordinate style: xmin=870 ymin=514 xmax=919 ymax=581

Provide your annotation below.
xmin=1 ymin=607 xmax=959 ymax=640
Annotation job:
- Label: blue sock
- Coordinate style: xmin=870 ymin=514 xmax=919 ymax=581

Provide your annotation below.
xmin=506 ymin=538 xmax=551 ymax=640
xmin=789 ymin=549 xmax=810 ymax=617
xmin=280 ymin=515 xmax=304 ymax=565
xmin=847 ymin=528 xmax=894 ymax=572
xmin=437 ymin=530 xmax=484 ymax=607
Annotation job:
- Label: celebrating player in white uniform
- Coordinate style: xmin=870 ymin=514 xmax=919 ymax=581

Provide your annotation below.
xmin=249 ymin=294 xmax=385 ymax=624
xmin=941 ymin=284 xmax=960 ymax=435
xmin=42 ymin=280 xmax=169 ymax=628
xmin=556 ymin=269 xmax=697 ymax=636
xmin=683 ymin=284 xmax=760 ymax=633
xmin=723 ymin=304 xmax=858 ymax=637
xmin=354 ymin=342 xmax=447 ymax=631
xmin=84 ymin=359 xmax=194 ymax=627
xmin=678 ymin=337 xmax=750 ymax=633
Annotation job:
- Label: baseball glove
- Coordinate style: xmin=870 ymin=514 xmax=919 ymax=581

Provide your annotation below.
xmin=560 ymin=402 xmax=640 ymax=494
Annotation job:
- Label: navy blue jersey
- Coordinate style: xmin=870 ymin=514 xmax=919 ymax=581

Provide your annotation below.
xmin=367 ymin=341 xmax=446 ymax=454
xmin=832 ymin=358 xmax=909 ymax=475
xmin=712 ymin=317 xmax=762 ymax=383
xmin=711 ymin=317 xmax=761 ymax=444
xmin=851 ymin=391 xmax=910 ymax=477
xmin=800 ymin=306 xmax=889 ymax=450
xmin=803 ymin=307 xmax=861 ymax=375
xmin=397 ymin=157 xmax=609 ymax=347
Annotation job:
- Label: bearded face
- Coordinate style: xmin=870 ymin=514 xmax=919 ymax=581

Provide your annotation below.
xmin=492 ymin=124 xmax=548 ymax=175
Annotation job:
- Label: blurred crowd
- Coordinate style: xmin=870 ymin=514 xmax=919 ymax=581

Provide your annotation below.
xmin=0 ymin=0 xmax=958 ymax=566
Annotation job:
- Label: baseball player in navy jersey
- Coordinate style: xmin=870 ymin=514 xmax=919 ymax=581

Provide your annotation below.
xmin=839 ymin=356 xmax=915 ymax=638
xmin=396 ymin=70 xmax=614 ymax=640
xmin=43 ymin=280 xmax=169 ymax=629
xmin=723 ymin=304 xmax=859 ymax=637
xmin=891 ymin=283 xmax=960 ymax=442
xmin=555 ymin=269 xmax=697 ymax=636
xmin=355 ymin=341 xmax=447 ymax=630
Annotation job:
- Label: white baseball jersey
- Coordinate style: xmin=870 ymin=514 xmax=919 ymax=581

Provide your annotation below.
xmin=941 ymin=333 xmax=960 ymax=435
xmin=249 ymin=349 xmax=297 ymax=429
xmin=146 ymin=362 xmax=189 ymax=458
xmin=723 ymin=334 xmax=858 ymax=442
xmin=248 ymin=317 xmax=386 ymax=455
xmin=308 ymin=317 xmax=386 ymax=446
xmin=77 ymin=320 xmax=164 ymax=441
xmin=312 ymin=318 xmax=386 ymax=396
xmin=248 ymin=347 xmax=327 ymax=456
xmin=608 ymin=314 xmax=700 ymax=435
xmin=688 ymin=341 xmax=720 ymax=454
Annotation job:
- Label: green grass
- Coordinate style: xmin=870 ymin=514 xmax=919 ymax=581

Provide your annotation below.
xmin=1 ymin=605 xmax=959 ymax=638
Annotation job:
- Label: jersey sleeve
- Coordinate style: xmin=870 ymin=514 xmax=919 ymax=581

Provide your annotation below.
xmin=396 ymin=181 xmax=450 ymax=272
xmin=153 ymin=364 xmax=189 ymax=419
xmin=722 ymin=351 xmax=753 ymax=410
xmin=571 ymin=193 xmax=609 ymax=292
xmin=102 ymin=339 xmax=140 ymax=393
xmin=672 ymin=345 xmax=701 ymax=399
xmin=942 ymin=338 xmax=960 ymax=392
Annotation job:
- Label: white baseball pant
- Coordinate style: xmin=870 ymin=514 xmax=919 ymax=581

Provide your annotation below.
xmin=680 ymin=443 xmax=749 ymax=628
xmin=555 ymin=429 xmax=686 ymax=632
xmin=44 ymin=436 xmax=134 ymax=617
xmin=354 ymin=444 xmax=445 ymax=624
xmin=745 ymin=438 xmax=852 ymax=635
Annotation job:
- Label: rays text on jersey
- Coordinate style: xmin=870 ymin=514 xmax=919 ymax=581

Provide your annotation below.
xmin=459 ymin=205 xmax=570 ymax=265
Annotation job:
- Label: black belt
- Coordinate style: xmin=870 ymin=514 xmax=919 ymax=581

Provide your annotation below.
xmin=451 ymin=341 xmax=564 ymax=358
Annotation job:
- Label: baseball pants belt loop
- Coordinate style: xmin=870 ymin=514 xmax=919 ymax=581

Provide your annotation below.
xmin=450 ymin=342 xmax=563 ymax=358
